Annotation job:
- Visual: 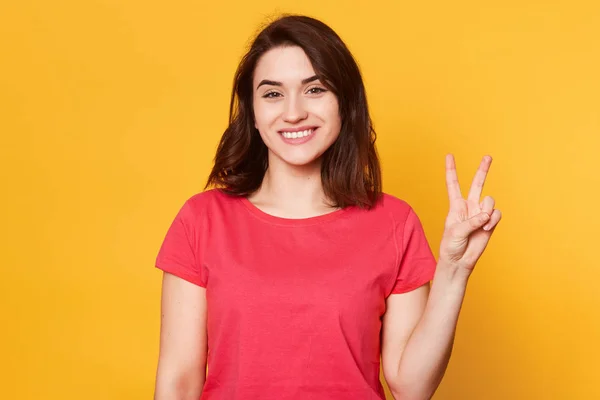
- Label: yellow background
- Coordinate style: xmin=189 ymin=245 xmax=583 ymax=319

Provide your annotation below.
xmin=1 ymin=0 xmax=598 ymax=398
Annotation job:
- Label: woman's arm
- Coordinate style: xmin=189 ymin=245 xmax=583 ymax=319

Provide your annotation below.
xmin=383 ymin=154 xmax=501 ymax=399
xmin=154 ymin=272 xmax=208 ymax=400
xmin=382 ymin=265 xmax=468 ymax=400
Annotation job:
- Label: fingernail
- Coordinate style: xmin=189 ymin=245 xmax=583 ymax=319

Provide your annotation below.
xmin=483 ymin=224 xmax=491 ymax=231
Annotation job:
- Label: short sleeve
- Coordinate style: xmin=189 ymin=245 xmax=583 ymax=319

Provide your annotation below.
xmin=390 ymin=207 xmax=438 ymax=294
xmin=155 ymin=199 xmax=207 ymax=287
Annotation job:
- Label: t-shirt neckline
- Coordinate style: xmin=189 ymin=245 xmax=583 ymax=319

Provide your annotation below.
xmin=239 ymin=195 xmax=353 ymax=227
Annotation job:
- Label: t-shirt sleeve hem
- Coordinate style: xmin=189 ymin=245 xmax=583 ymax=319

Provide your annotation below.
xmin=389 ymin=260 xmax=437 ymax=294
xmin=389 ymin=275 xmax=433 ymax=294
xmin=156 ymin=263 xmax=207 ymax=288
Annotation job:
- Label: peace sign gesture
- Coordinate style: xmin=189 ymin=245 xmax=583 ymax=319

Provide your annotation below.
xmin=438 ymin=154 xmax=502 ymax=279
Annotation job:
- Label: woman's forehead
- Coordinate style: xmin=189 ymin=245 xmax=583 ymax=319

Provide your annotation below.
xmin=253 ymin=46 xmax=317 ymax=85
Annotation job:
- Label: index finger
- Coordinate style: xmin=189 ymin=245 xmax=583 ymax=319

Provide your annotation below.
xmin=445 ymin=154 xmax=462 ymax=204
xmin=467 ymin=155 xmax=492 ymax=203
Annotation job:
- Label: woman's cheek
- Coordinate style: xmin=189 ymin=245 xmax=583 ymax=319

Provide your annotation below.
xmin=256 ymin=103 xmax=280 ymax=125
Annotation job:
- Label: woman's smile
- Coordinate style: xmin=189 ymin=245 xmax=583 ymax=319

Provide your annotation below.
xmin=278 ymin=127 xmax=319 ymax=144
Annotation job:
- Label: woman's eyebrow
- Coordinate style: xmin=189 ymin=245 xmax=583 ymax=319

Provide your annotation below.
xmin=256 ymin=75 xmax=319 ymax=89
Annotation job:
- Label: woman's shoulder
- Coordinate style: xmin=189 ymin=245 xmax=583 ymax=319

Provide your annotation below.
xmin=375 ymin=192 xmax=414 ymax=214
xmin=364 ymin=191 xmax=428 ymax=225
xmin=367 ymin=192 xmax=426 ymax=229
xmin=182 ymin=188 xmax=238 ymax=214
xmin=346 ymin=192 xmax=420 ymax=230
xmin=186 ymin=187 xmax=228 ymax=203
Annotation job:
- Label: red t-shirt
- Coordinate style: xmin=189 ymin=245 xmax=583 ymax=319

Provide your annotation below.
xmin=155 ymin=188 xmax=437 ymax=399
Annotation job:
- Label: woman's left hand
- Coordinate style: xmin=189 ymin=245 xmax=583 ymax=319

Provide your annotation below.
xmin=438 ymin=154 xmax=502 ymax=280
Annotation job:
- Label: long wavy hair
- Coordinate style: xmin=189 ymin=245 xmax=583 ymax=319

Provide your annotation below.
xmin=205 ymin=14 xmax=382 ymax=209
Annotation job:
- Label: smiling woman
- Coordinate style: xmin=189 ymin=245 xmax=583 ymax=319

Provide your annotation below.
xmin=205 ymin=15 xmax=381 ymax=209
xmin=255 ymin=74 xmax=327 ymax=144
xmin=153 ymin=13 xmax=500 ymax=400
xmin=252 ymin=46 xmax=342 ymax=168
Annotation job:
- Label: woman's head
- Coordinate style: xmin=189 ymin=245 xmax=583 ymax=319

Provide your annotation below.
xmin=206 ymin=14 xmax=381 ymax=208
xmin=252 ymin=45 xmax=341 ymax=169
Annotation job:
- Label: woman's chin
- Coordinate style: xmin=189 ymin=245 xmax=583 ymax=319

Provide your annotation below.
xmin=270 ymin=152 xmax=323 ymax=169
xmin=285 ymin=158 xmax=321 ymax=168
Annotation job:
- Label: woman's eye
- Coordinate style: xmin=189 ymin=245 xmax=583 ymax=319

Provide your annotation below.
xmin=263 ymin=92 xmax=281 ymax=98
xmin=308 ymin=87 xmax=326 ymax=94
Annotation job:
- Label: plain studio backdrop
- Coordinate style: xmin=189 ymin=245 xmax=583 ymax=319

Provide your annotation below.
xmin=0 ymin=0 xmax=598 ymax=399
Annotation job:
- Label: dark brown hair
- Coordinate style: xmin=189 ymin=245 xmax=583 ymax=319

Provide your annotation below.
xmin=205 ymin=14 xmax=382 ymax=209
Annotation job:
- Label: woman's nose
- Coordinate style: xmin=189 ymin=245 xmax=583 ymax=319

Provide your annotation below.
xmin=282 ymin=96 xmax=308 ymax=123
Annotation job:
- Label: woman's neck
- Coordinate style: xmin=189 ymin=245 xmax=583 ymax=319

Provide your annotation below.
xmin=246 ymin=156 xmax=339 ymax=219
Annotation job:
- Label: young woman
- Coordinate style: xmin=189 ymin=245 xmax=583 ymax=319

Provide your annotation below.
xmin=153 ymin=15 xmax=501 ymax=400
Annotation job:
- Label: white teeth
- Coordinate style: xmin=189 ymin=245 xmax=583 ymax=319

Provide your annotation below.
xmin=281 ymin=129 xmax=313 ymax=139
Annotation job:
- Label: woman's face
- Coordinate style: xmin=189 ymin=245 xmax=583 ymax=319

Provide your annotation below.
xmin=252 ymin=45 xmax=341 ymax=167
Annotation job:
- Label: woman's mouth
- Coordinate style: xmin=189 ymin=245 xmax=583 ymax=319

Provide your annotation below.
xmin=278 ymin=127 xmax=318 ymax=144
